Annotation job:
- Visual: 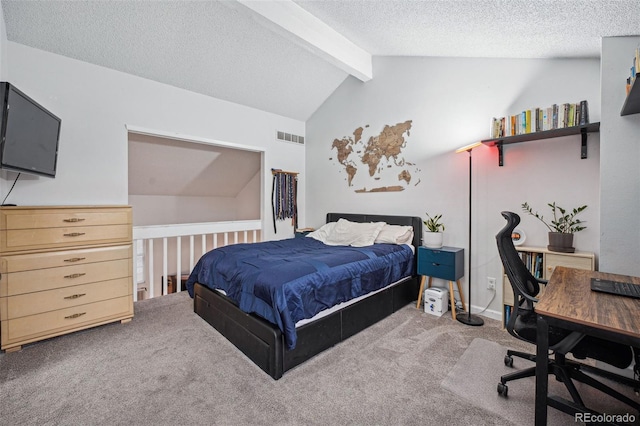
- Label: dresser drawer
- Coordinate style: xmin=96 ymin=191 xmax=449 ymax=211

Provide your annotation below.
xmin=1 ymin=278 xmax=131 ymax=320
xmin=1 ymin=244 xmax=132 ymax=274
xmin=1 ymin=258 xmax=131 ymax=296
xmin=1 ymin=295 xmax=133 ymax=348
xmin=1 ymin=225 xmax=131 ymax=252
xmin=0 ymin=206 xmax=132 ymax=252
xmin=0 ymin=207 xmax=131 ymax=231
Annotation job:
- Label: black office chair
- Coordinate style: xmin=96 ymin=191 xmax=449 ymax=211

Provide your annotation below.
xmin=495 ymin=211 xmax=639 ymax=410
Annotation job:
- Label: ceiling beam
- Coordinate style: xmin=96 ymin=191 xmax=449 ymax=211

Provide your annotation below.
xmin=236 ymin=0 xmax=372 ymax=82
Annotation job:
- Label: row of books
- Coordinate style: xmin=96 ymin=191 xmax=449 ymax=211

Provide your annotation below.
xmin=504 ymin=305 xmax=512 ymax=326
xmin=490 ymin=100 xmax=589 ymax=138
xmin=625 ymin=47 xmax=640 ymax=96
xmin=520 ymin=251 xmax=544 ymax=279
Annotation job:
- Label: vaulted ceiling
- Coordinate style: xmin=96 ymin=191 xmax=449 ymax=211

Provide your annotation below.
xmin=2 ymin=1 xmax=638 ymax=198
xmin=3 ymin=0 xmax=639 ymax=122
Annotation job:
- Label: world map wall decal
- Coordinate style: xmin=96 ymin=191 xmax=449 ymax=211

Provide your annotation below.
xmin=329 ymin=120 xmax=420 ymax=193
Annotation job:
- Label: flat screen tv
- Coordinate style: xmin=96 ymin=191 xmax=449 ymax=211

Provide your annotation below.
xmin=0 ymin=82 xmax=61 ymax=178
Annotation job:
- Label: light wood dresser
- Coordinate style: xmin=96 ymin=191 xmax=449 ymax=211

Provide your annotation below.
xmin=0 ymin=205 xmax=133 ymax=352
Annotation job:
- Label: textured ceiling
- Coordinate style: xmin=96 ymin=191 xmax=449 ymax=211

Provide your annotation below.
xmin=2 ymin=0 xmax=639 ymax=122
xmin=296 ymin=0 xmax=640 ymax=59
xmin=3 ymin=0 xmax=638 ymax=199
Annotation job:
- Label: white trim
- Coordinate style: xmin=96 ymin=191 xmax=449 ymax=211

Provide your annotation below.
xmin=236 ymin=0 xmax=372 ymax=82
xmin=125 ymin=124 xmax=265 ymax=153
xmin=133 ymin=220 xmax=262 ymax=240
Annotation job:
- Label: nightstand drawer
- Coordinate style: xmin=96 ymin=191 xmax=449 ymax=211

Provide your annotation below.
xmin=421 ymin=262 xmax=457 ymax=280
xmin=417 ymin=246 xmax=464 ymax=281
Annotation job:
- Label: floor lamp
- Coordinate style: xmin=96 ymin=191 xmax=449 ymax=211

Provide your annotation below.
xmin=455 ymin=142 xmax=484 ymax=326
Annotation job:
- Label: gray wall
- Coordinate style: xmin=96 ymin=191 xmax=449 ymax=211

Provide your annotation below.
xmin=1 ymin=42 xmax=306 ymax=241
xmin=306 ymin=56 xmax=602 ymax=318
xmin=600 ymin=36 xmax=640 ymax=275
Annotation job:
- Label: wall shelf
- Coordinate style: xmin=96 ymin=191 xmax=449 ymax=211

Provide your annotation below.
xmin=621 ymin=77 xmax=640 ymax=116
xmin=481 ymin=122 xmax=600 ymax=166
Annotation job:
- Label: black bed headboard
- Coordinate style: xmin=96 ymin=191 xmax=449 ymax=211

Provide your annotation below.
xmin=326 ymin=213 xmax=423 ymax=273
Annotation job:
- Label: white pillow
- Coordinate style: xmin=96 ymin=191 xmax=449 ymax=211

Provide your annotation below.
xmin=305 ymin=222 xmax=337 ymax=244
xmin=307 ymin=219 xmax=385 ymax=247
xmin=375 ymin=224 xmax=414 ymax=245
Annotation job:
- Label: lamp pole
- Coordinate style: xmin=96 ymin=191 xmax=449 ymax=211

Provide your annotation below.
xmin=456 ymin=144 xmax=484 ymax=326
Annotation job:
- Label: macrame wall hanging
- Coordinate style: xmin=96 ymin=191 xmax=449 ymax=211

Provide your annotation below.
xmin=271 ymin=169 xmax=298 ymax=232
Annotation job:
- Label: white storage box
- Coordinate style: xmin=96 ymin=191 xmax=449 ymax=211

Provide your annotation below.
xmin=424 ymin=287 xmax=449 ymax=317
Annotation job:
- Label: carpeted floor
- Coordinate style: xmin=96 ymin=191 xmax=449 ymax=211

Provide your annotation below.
xmin=442 ymin=338 xmax=640 ymax=426
xmin=0 ymin=292 xmax=636 ymax=425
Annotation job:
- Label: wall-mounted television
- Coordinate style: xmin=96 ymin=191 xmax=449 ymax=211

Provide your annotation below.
xmin=0 ymin=82 xmax=61 ymax=178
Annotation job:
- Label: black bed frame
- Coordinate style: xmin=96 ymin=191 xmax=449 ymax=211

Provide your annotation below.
xmin=193 ymin=213 xmax=422 ymax=379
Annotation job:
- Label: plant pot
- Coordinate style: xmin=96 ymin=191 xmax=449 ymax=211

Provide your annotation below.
xmin=423 ymin=231 xmax=443 ymax=248
xmin=547 ymin=232 xmax=574 ymax=253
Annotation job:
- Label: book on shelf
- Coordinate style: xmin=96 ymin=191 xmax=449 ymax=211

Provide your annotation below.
xmin=489 ymin=100 xmax=590 ymax=138
xmin=579 ymin=100 xmax=589 ymax=126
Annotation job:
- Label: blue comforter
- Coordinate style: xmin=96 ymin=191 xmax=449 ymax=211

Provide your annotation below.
xmin=186 ymin=237 xmax=414 ymax=349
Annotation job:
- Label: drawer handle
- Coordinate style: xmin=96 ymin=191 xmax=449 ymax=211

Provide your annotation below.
xmin=64 ymin=293 xmax=86 ymax=300
xmin=432 ymin=262 xmax=441 ymax=266
xmin=64 ymin=312 xmax=86 ymax=320
xmin=64 ymin=273 xmax=86 ymax=279
xmin=63 ymin=218 xmax=85 ymax=223
xmin=64 ymin=257 xmax=86 ymax=263
xmin=63 ymin=232 xmax=86 ymax=237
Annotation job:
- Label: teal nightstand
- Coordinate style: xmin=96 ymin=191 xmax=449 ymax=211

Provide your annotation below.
xmin=416 ymin=246 xmax=466 ymax=320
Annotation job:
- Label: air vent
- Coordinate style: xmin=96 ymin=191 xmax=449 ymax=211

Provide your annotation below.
xmin=276 ymin=130 xmax=304 ymax=145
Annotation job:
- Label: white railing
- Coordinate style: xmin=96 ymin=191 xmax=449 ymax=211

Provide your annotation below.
xmin=132 ymin=220 xmax=262 ymax=301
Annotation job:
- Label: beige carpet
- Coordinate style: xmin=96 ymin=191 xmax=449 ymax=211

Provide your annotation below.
xmin=441 ymin=338 xmax=639 ymax=426
xmin=1 ymin=292 xmax=637 ymax=425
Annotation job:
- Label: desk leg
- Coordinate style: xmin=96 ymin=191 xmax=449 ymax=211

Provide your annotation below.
xmin=535 ymin=314 xmax=549 ymax=426
xmin=448 ymin=281 xmax=457 ymax=321
xmin=416 ymin=276 xmax=427 ymax=309
xmin=455 ymin=279 xmax=467 ymax=312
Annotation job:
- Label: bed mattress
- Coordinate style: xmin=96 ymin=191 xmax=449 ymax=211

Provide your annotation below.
xmin=186 ymin=237 xmax=414 ymax=349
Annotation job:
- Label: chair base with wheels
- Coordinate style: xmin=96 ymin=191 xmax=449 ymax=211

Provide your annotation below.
xmin=495 ymin=211 xmax=639 ymax=413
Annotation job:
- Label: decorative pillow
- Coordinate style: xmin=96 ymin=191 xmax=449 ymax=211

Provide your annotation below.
xmin=307 ymin=219 xmax=386 ymax=247
xmin=374 ymin=224 xmax=414 ymax=245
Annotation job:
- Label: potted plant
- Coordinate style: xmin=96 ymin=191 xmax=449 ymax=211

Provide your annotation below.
xmin=521 ymin=202 xmax=587 ymax=253
xmin=423 ymin=213 xmax=445 ymax=248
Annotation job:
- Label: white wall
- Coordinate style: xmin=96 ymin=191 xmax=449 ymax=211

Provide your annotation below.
xmin=235 ymin=171 xmax=261 ymax=220
xmin=2 ymin=42 xmax=306 ymax=241
xmin=306 ymin=56 xmax=602 ymax=318
xmin=600 ymin=36 xmax=640 ymax=276
xmin=0 ymin=5 xmax=6 ymax=80
xmin=129 ymin=195 xmax=241 ymax=226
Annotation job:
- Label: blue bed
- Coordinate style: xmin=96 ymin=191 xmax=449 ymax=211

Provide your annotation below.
xmin=189 ymin=213 xmax=422 ymax=379
xmin=186 ymin=237 xmax=413 ymax=349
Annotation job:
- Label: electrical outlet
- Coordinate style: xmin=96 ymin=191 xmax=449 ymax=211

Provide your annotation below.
xmin=487 ymin=277 xmax=496 ymax=290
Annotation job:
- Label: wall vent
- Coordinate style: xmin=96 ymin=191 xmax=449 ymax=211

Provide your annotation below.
xmin=276 ymin=130 xmax=304 ymax=145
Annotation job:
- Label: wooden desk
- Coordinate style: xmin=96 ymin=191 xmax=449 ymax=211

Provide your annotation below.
xmin=534 ymin=266 xmax=640 ymax=425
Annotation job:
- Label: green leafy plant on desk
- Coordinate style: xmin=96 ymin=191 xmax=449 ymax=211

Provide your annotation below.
xmin=521 ymin=202 xmax=587 ymax=253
